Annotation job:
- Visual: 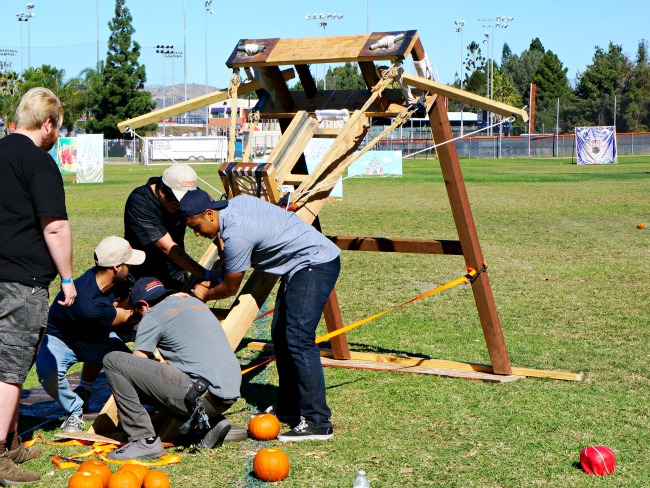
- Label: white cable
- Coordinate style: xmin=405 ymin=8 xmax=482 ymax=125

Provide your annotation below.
xmin=125 ymin=128 xmax=223 ymax=195
xmin=290 ymin=116 xmax=514 ymax=202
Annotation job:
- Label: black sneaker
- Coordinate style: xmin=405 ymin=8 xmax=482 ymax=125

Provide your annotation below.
xmin=197 ymin=417 xmax=231 ymax=449
xmin=73 ymin=386 xmax=92 ymax=414
xmin=277 ymin=419 xmax=333 ymax=442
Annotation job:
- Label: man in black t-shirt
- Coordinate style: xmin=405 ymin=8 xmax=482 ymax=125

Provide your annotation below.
xmin=123 ymin=164 xmax=218 ymax=291
xmin=0 ymin=87 xmax=76 ymax=484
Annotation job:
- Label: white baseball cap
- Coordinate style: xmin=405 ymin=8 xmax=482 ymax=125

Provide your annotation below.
xmin=162 ymin=163 xmax=198 ymax=201
xmin=94 ymin=236 xmax=146 ymax=267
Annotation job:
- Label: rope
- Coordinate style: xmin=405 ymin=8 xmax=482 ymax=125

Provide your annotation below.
xmin=289 ymin=115 xmax=514 ymax=203
xmin=240 ymin=264 xmax=485 ymax=375
xmin=227 ymin=69 xmax=242 ymax=161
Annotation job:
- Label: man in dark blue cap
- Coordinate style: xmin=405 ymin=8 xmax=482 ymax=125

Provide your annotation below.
xmin=103 ymin=277 xmax=241 ymax=460
xmin=180 ymin=189 xmax=340 ymax=442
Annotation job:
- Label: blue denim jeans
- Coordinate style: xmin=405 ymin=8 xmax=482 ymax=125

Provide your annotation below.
xmin=271 ymin=256 xmax=340 ymax=429
xmin=35 ymin=333 xmax=130 ymax=417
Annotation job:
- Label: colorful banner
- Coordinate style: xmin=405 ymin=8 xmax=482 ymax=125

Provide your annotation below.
xmin=348 ymin=151 xmax=403 ymax=177
xmin=575 ymin=126 xmax=617 ymax=165
xmin=75 ymin=134 xmax=104 ymax=183
xmin=55 ymin=137 xmax=77 ymax=173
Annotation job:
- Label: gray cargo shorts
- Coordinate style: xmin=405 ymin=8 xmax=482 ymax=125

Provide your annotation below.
xmin=0 ymin=281 xmax=48 ymax=384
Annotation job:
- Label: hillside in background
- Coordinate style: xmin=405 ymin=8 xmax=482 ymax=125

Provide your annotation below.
xmin=145 ymin=83 xmax=221 ymax=109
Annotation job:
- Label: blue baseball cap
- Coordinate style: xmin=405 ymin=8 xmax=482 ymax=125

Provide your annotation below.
xmin=130 ymin=277 xmax=174 ymax=304
xmin=179 ymin=188 xmax=228 ymax=218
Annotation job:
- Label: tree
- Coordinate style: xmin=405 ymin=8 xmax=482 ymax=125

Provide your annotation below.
xmin=620 ymin=39 xmax=650 ymax=131
xmin=501 ymin=46 xmax=545 ymax=104
xmin=325 ymin=63 xmax=366 ymax=91
xmin=86 ymin=0 xmax=156 ymax=138
xmin=21 ymin=65 xmax=87 ymax=134
xmin=529 ymin=50 xmax=574 ymax=133
xmin=575 ymin=42 xmax=631 ymax=126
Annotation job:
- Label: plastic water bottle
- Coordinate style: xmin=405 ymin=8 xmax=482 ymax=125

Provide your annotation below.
xmin=353 ymin=469 xmax=370 ymax=487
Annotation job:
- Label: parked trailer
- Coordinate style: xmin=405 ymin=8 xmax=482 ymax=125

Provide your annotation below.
xmin=142 ymin=136 xmax=227 ymax=164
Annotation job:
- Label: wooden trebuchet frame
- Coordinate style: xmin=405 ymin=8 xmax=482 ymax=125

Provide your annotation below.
xmin=91 ymin=29 xmax=576 ymax=442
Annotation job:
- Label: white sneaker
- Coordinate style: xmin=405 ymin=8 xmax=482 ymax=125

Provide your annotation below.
xmin=60 ymin=415 xmax=84 ymax=433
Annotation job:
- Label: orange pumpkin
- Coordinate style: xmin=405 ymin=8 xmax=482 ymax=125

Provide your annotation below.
xmin=638 ymin=223 xmax=645 ymax=229
xmin=142 ymin=470 xmax=170 ymax=488
xmin=248 ymin=413 xmax=281 ymax=440
xmin=253 ymin=448 xmax=290 ymax=482
xmin=68 ymin=471 xmax=103 ymax=488
xmin=107 ymin=470 xmax=140 ymax=488
xmin=118 ymin=463 xmax=150 ymax=484
xmin=78 ymin=459 xmax=112 ymax=488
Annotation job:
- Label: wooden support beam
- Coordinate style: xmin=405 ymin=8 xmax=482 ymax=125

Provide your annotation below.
xmin=314 ymin=128 xmax=342 ymax=138
xmin=294 ymin=110 xmax=370 ymax=201
xmin=327 ymin=236 xmax=463 ymax=255
xmin=267 ymin=111 xmax=319 ymax=185
xmin=116 ymin=68 xmax=295 ymax=132
xmin=428 ymin=97 xmax=512 ymax=375
xmin=402 ymin=73 xmax=529 ymax=123
xmin=228 ymin=31 xmax=419 ymax=68
xmin=358 ymin=61 xmax=388 ymax=111
xmin=246 ymin=342 xmax=582 ymax=381
xmin=296 ymin=64 xmax=318 ymax=99
xmin=260 ymin=66 xmax=294 ymax=113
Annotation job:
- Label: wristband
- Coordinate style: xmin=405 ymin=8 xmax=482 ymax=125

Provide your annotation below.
xmin=61 ymin=278 xmax=73 ymax=284
xmin=204 ymin=268 xmax=211 ymax=282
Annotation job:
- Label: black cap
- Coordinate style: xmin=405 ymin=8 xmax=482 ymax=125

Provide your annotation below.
xmin=130 ymin=277 xmax=174 ymax=304
xmin=179 ymin=188 xmax=228 ymax=218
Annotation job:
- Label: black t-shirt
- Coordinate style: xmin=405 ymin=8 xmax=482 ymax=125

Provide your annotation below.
xmin=0 ymin=133 xmax=68 ymax=287
xmin=123 ymin=176 xmax=187 ymax=290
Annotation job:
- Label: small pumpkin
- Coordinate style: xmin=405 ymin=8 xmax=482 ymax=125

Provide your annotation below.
xmin=118 ymin=463 xmax=150 ymax=484
xmin=248 ymin=413 xmax=281 ymax=440
xmin=68 ymin=471 xmax=103 ymax=488
xmin=107 ymin=470 xmax=140 ymax=488
xmin=253 ymin=448 xmax=290 ymax=482
xmin=78 ymin=459 xmax=112 ymax=488
xmin=142 ymin=470 xmax=170 ymax=488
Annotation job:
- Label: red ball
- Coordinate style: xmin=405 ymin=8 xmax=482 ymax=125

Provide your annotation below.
xmin=580 ymin=446 xmax=616 ymax=476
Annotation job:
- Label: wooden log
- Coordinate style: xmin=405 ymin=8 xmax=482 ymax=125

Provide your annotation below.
xmin=403 ymin=72 xmax=529 ymax=123
xmin=116 ymin=68 xmax=295 ymax=132
xmin=428 ymin=97 xmax=512 ymax=375
xmin=327 ymin=236 xmax=463 ymax=255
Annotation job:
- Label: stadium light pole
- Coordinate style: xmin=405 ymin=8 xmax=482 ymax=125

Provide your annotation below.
xmin=305 ymin=12 xmax=343 ymax=90
xmin=96 ymin=0 xmax=99 ymax=66
xmin=183 ymin=0 xmax=187 ymax=120
xmin=16 ymin=10 xmax=34 ymax=73
xmin=205 ymin=0 xmax=214 ymax=136
xmin=156 ymin=45 xmax=175 ymax=136
xmin=479 ymin=15 xmax=514 ymax=136
xmin=454 ymin=19 xmax=465 ymax=137
xmin=26 ymin=3 xmax=35 ymax=70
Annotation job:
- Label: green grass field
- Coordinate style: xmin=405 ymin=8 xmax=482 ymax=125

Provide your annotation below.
xmin=22 ymin=155 xmax=650 ymax=487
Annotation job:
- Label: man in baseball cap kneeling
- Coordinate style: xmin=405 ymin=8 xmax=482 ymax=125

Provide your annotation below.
xmin=103 ymin=276 xmax=241 ymax=460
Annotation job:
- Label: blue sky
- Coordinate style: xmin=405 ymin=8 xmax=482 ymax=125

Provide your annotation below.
xmin=1 ymin=0 xmax=647 ymax=92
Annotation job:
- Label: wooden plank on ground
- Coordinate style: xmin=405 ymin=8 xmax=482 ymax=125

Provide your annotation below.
xmin=320 ymin=357 xmax=522 ymax=382
xmin=55 ymin=430 xmax=126 ymax=445
xmin=246 ymin=342 xmax=582 ymax=381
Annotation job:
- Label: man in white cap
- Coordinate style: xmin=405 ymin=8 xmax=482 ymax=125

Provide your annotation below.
xmin=35 ymin=236 xmax=146 ymax=433
xmin=124 ymin=164 xmax=219 ymax=290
